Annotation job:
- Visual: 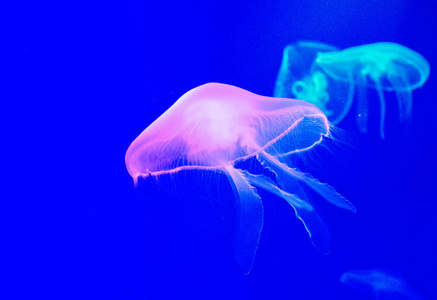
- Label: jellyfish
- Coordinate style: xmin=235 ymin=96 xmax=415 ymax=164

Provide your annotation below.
xmin=126 ymin=83 xmax=355 ymax=274
xmin=276 ymin=42 xmax=430 ymax=138
xmin=340 ymin=268 xmax=423 ymax=299
xmin=274 ymin=41 xmax=355 ymax=125
xmin=315 ymin=42 xmax=430 ymax=138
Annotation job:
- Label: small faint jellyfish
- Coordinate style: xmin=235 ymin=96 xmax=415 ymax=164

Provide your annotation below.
xmin=275 ymin=41 xmax=355 ymax=126
xmin=340 ymin=268 xmax=423 ymax=299
xmin=126 ymin=83 xmax=356 ymax=274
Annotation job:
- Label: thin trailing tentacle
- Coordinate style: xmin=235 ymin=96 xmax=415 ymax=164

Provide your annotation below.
xmin=375 ymin=81 xmax=387 ymax=139
xmin=223 ymin=165 xmax=264 ymax=275
xmin=389 ymin=74 xmax=413 ymax=137
xmin=258 ymin=152 xmax=356 ymax=212
xmin=243 ymin=171 xmax=330 ymax=254
xmin=356 ymin=73 xmax=369 ymax=134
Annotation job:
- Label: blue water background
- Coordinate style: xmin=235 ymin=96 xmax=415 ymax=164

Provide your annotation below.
xmin=7 ymin=0 xmax=437 ymax=299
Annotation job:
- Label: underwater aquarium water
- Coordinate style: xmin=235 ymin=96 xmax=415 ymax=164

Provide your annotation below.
xmin=126 ymin=83 xmax=355 ymax=274
xmin=9 ymin=0 xmax=437 ymax=299
xmin=276 ymin=42 xmax=430 ymax=138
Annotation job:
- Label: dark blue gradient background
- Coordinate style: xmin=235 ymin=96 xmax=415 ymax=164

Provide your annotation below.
xmin=6 ymin=0 xmax=437 ymax=299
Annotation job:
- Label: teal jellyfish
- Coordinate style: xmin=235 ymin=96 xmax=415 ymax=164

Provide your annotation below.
xmin=276 ymin=42 xmax=430 ymax=138
xmin=126 ymin=83 xmax=356 ymax=274
xmin=275 ymin=41 xmax=355 ymax=125
xmin=316 ymin=42 xmax=430 ymax=138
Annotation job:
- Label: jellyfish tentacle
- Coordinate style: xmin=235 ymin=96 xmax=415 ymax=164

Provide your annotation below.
xmin=258 ymin=152 xmax=356 ymax=212
xmin=243 ymin=171 xmax=330 ymax=254
xmin=388 ymin=74 xmax=413 ymax=123
xmin=330 ymin=73 xmax=355 ymax=125
xmin=356 ymin=73 xmax=369 ymax=134
xmin=223 ymin=165 xmax=264 ymax=275
xmin=242 ymin=171 xmax=312 ymax=211
xmin=375 ymin=81 xmax=387 ymax=139
xmin=387 ymin=73 xmax=414 ymax=138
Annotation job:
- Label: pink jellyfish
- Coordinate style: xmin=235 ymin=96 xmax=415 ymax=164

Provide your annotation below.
xmin=125 ymin=83 xmax=355 ymax=274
